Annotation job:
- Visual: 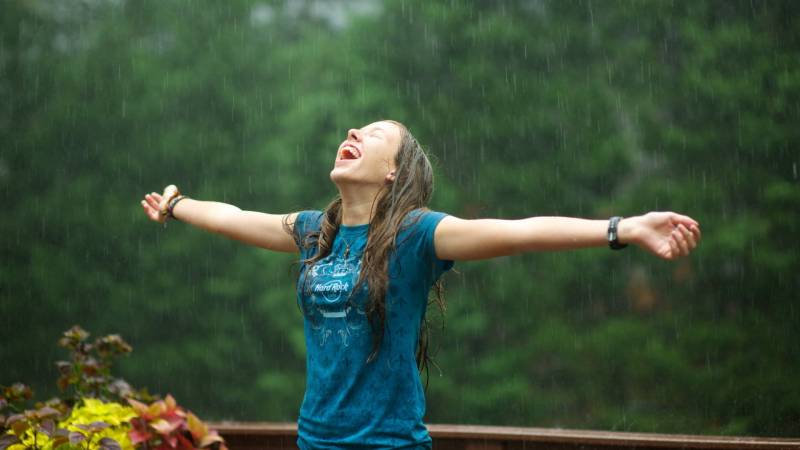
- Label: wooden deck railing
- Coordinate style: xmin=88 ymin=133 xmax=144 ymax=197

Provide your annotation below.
xmin=210 ymin=422 xmax=800 ymax=449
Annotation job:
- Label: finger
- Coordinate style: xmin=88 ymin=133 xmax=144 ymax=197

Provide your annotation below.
xmin=671 ymin=213 xmax=699 ymax=228
xmin=690 ymin=224 xmax=702 ymax=241
xmin=677 ymin=228 xmax=691 ymax=256
xmin=153 ymin=192 xmax=169 ymax=211
xmin=145 ymin=194 xmax=160 ymax=210
xmin=678 ymin=224 xmax=697 ymax=249
xmin=154 ymin=192 xmax=165 ymax=206
xmin=668 ymin=234 xmax=680 ymax=260
xmin=141 ymin=200 xmax=157 ymax=220
xmin=673 ymin=228 xmax=689 ymax=256
xmin=162 ymin=185 xmax=177 ymax=197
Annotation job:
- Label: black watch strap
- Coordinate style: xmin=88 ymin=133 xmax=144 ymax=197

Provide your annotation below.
xmin=608 ymin=216 xmax=628 ymax=250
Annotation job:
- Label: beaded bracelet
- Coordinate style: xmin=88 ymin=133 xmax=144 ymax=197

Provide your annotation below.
xmin=166 ymin=195 xmax=188 ymax=220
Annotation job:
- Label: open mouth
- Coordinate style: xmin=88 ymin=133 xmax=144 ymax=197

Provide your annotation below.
xmin=339 ymin=144 xmax=362 ymax=160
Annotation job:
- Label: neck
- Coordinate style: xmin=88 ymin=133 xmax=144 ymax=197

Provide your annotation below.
xmin=337 ymin=183 xmax=383 ymax=226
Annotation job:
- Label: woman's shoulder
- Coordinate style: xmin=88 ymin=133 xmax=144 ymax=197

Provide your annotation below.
xmin=397 ymin=208 xmax=455 ymax=273
xmin=397 ymin=208 xmax=450 ymax=240
xmin=295 ymin=210 xmax=325 ymax=235
xmin=402 ymin=208 xmax=449 ymax=225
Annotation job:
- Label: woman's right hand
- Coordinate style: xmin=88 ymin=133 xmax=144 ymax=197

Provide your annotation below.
xmin=139 ymin=185 xmax=299 ymax=253
xmin=140 ymin=185 xmax=179 ymax=224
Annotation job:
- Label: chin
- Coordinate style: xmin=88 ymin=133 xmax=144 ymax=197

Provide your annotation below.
xmin=330 ymin=167 xmax=346 ymax=183
xmin=329 ymin=168 xmax=356 ymax=188
xmin=330 ymin=168 xmax=379 ymax=188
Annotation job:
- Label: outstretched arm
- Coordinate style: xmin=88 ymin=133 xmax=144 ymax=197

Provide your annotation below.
xmin=433 ymin=212 xmax=701 ymax=261
xmin=140 ymin=185 xmax=298 ymax=253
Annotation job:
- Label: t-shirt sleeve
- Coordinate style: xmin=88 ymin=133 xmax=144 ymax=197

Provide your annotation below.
xmin=292 ymin=210 xmax=324 ymax=257
xmin=413 ymin=210 xmax=455 ymax=281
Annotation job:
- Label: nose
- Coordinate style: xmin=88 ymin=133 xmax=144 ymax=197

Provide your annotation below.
xmin=347 ymin=128 xmax=361 ymax=142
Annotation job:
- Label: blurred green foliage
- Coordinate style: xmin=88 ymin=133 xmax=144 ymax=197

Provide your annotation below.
xmin=1 ymin=0 xmax=798 ymax=437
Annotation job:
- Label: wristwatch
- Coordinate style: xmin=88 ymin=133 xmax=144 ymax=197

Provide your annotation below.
xmin=607 ymin=216 xmax=628 ymax=250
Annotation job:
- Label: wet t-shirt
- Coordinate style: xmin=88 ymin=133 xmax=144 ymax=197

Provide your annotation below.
xmin=292 ymin=209 xmax=454 ymax=450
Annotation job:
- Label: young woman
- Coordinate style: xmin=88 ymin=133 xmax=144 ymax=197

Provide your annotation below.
xmin=140 ymin=120 xmax=701 ymax=449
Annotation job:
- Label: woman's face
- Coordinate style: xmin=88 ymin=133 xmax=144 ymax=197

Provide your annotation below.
xmin=330 ymin=120 xmax=402 ymax=187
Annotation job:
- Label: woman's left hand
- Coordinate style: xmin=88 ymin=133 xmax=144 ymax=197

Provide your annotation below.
xmin=622 ymin=212 xmax=701 ymax=260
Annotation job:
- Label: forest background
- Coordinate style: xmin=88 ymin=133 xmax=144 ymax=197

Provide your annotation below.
xmin=2 ymin=0 xmax=798 ymax=438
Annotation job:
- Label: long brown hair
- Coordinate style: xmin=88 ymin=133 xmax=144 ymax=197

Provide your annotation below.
xmin=284 ymin=120 xmax=446 ymax=388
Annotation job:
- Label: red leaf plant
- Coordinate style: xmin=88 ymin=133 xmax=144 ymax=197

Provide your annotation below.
xmin=127 ymin=395 xmax=226 ymax=450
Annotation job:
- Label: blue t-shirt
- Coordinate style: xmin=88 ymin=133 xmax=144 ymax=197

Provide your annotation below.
xmin=292 ymin=208 xmax=454 ymax=449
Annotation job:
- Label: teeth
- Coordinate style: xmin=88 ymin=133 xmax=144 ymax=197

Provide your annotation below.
xmin=341 ymin=145 xmax=360 ymax=158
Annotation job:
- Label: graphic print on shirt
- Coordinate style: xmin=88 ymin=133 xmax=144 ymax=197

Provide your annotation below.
xmin=303 ymin=252 xmax=368 ymax=348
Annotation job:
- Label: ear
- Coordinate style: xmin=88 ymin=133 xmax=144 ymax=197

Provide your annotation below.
xmin=385 ymin=170 xmax=396 ymax=184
